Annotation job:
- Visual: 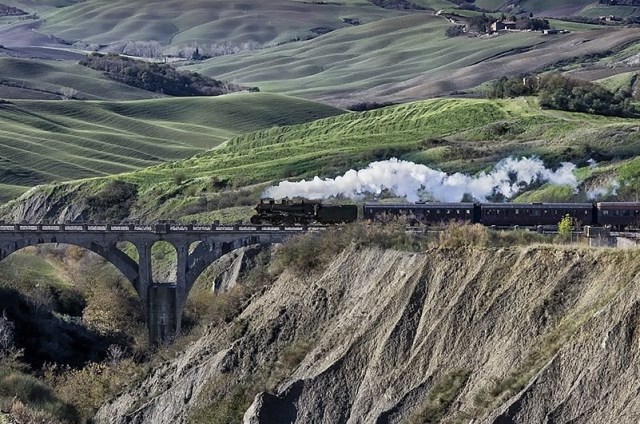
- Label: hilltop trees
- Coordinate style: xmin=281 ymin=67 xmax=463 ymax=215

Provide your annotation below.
xmin=80 ymin=53 xmax=259 ymax=97
xmin=488 ymin=73 xmax=636 ymax=117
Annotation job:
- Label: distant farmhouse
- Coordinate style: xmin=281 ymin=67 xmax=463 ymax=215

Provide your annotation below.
xmin=490 ymin=21 xmax=517 ymax=32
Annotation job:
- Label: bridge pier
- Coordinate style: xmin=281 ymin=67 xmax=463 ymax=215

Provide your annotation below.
xmin=136 ymin=240 xmax=188 ymax=345
xmin=147 ymin=284 xmax=178 ymax=344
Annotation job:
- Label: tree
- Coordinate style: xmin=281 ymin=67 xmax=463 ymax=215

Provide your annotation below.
xmin=60 ymin=86 xmax=77 ymax=100
xmin=558 ymin=214 xmax=573 ymax=240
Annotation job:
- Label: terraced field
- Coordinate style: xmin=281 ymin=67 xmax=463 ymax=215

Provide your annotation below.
xmin=0 ymin=93 xmax=343 ymax=200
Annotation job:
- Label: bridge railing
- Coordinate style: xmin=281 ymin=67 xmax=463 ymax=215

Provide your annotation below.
xmin=0 ymin=223 xmax=329 ymax=233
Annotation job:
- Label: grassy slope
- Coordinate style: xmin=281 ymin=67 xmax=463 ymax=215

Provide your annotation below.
xmin=187 ymin=14 xmax=544 ymax=101
xmin=14 ymin=97 xmax=632 ymax=220
xmin=186 ymin=16 xmax=640 ymax=105
xmin=0 ymin=57 xmax=157 ymax=101
xmin=0 ymin=93 xmax=344 ymax=200
xmin=579 ymin=4 xmax=640 ymax=18
xmin=146 ymin=97 xmax=638 ymax=182
xmin=37 ymin=0 xmax=412 ymax=47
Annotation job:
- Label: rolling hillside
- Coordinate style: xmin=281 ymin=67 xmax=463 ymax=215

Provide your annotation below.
xmin=3 ymin=96 xmax=639 ymax=222
xmin=0 ymin=57 xmax=157 ymax=100
xmin=0 ymin=0 xmax=636 ymax=104
xmin=0 ymin=93 xmax=344 ymax=201
xmin=186 ymin=15 xmax=640 ymax=106
xmin=0 ymin=0 xmax=636 ymax=205
xmin=36 ymin=0 xmax=414 ymax=48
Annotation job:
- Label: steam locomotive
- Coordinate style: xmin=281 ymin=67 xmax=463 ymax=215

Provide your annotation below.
xmin=251 ymin=199 xmax=640 ymax=229
xmin=251 ymin=199 xmax=358 ymax=225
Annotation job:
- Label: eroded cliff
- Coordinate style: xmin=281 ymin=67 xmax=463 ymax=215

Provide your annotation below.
xmin=95 ymin=244 xmax=640 ymax=423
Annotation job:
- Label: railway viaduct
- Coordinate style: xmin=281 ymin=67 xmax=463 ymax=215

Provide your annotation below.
xmin=0 ymin=223 xmax=308 ymax=344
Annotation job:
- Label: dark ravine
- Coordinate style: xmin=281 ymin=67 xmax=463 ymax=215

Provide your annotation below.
xmin=94 ymin=244 xmax=640 ymax=423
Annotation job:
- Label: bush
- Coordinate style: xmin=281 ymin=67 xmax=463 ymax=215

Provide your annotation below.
xmin=47 ymin=359 xmax=141 ymax=423
xmin=86 ymin=180 xmax=138 ymax=222
xmin=347 ymin=101 xmax=395 ymax=111
xmin=445 ymin=25 xmax=465 ymax=37
xmin=537 ymin=73 xmax=634 ymax=117
xmin=436 ymin=222 xmax=549 ymax=248
xmin=408 ymin=370 xmax=470 ymax=424
xmin=0 ymin=366 xmax=77 ymax=424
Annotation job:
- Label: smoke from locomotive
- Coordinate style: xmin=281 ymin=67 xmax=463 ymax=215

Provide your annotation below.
xmin=263 ymin=157 xmax=577 ymax=202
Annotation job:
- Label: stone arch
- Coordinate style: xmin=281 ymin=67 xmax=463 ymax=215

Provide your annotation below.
xmin=0 ymin=237 xmax=139 ymax=291
xmin=183 ymin=236 xmax=261 ymax=295
xmin=149 ymin=240 xmax=178 ymax=284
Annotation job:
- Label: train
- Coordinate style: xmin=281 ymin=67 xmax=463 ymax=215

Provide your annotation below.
xmin=251 ymin=199 xmax=640 ymax=229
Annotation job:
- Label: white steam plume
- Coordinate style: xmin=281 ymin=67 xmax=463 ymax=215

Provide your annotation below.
xmin=263 ymin=157 xmax=578 ymax=202
xmin=587 ymin=180 xmax=620 ymax=200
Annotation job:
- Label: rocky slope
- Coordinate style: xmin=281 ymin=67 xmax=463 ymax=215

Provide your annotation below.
xmin=95 ymin=244 xmax=640 ymax=423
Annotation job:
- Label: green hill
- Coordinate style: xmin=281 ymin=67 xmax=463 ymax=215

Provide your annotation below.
xmin=6 ymin=96 xmax=637 ymax=221
xmin=0 ymin=57 xmax=157 ymax=100
xmin=0 ymin=93 xmax=344 ymax=200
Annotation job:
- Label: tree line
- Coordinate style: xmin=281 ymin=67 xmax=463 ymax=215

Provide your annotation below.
xmin=80 ymin=53 xmax=259 ymax=97
xmin=488 ymin=73 xmax=637 ymax=117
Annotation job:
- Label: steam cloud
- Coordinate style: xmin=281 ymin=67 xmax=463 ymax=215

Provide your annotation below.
xmin=263 ymin=157 xmax=578 ymax=202
xmin=587 ymin=180 xmax=620 ymax=200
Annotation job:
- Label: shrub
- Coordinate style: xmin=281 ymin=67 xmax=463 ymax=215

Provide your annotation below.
xmin=9 ymin=399 xmax=67 ymax=424
xmin=0 ymin=312 xmax=15 ymax=356
xmin=173 ymin=171 xmax=187 ymax=185
xmin=407 ymin=370 xmax=470 ymax=424
xmin=445 ymin=25 xmax=466 ymax=37
xmin=86 ymin=180 xmax=138 ymax=222
xmin=436 ymin=222 xmax=550 ymax=248
xmin=48 ymin=359 xmax=141 ymax=423
xmin=347 ymin=101 xmax=395 ymax=111
xmin=0 ymin=366 xmax=77 ymax=424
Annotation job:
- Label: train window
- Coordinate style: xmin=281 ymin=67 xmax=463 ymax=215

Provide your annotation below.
xmin=515 ymin=209 xmax=519 ymax=215
xmin=635 ymin=210 xmax=639 ymax=217
xmin=624 ymin=210 xmax=631 ymax=216
xmin=533 ymin=210 xmax=540 ymax=216
xmin=602 ymin=210 xmax=609 ymax=216
xmin=446 ymin=209 xmax=451 ymax=214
